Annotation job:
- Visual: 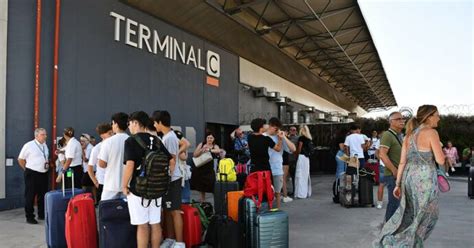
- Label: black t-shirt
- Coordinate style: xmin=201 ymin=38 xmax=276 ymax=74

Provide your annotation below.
xmin=124 ymin=132 xmax=172 ymax=196
xmin=248 ymin=134 xmax=276 ymax=172
xmin=299 ymin=136 xmax=312 ymax=157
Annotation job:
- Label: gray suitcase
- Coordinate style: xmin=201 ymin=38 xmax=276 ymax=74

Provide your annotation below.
xmin=255 ymin=210 xmax=289 ymax=248
xmin=238 ymin=197 xmax=269 ymax=248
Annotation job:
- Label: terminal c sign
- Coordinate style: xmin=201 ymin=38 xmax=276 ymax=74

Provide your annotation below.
xmin=110 ymin=11 xmax=220 ymax=79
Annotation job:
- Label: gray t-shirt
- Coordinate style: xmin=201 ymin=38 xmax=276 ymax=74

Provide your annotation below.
xmin=162 ymin=130 xmax=181 ymax=181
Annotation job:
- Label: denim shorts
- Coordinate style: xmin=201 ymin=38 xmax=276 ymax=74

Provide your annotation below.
xmin=379 ymin=164 xmax=385 ymax=183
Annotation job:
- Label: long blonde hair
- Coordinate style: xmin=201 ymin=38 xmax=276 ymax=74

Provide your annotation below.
xmin=405 ymin=105 xmax=438 ymax=137
xmin=299 ymin=125 xmax=313 ymax=140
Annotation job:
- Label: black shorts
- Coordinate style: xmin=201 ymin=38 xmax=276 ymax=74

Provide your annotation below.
xmin=163 ymin=179 xmax=182 ymax=211
xmin=81 ymin=172 xmax=94 ymax=187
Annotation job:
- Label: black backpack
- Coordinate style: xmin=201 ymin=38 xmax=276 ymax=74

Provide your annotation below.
xmin=133 ymin=135 xmax=171 ymax=207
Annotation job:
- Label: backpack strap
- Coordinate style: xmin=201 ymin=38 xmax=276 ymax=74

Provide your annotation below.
xmin=133 ymin=135 xmax=149 ymax=150
xmin=257 ymin=172 xmax=264 ymax=209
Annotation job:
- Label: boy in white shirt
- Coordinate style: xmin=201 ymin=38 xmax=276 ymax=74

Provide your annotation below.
xmin=98 ymin=112 xmax=129 ymax=201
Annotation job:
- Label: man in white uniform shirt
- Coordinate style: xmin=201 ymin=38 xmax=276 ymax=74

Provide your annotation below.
xmin=63 ymin=127 xmax=83 ymax=188
xmin=18 ymin=128 xmax=49 ymax=224
xmin=98 ymin=112 xmax=129 ymax=201
xmin=88 ymin=123 xmax=113 ymax=204
xmin=344 ymin=125 xmax=367 ymax=168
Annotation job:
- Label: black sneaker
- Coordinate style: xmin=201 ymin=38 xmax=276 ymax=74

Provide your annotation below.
xmin=27 ymin=218 xmax=38 ymax=224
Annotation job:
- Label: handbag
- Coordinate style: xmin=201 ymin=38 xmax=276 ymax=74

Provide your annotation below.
xmin=413 ymin=134 xmax=450 ymax=193
xmin=192 ymin=152 xmax=213 ymax=168
xmin=436 ymin=164 xmax=451 ymax=193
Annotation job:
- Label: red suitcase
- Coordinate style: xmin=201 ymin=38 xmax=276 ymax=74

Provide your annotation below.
xmin=365 ymin=161 xmax=380 ymax=185
xmin=181 ymin=204 xmax=202 ymax=248
xmin=65 ymin=193 xmax=98 ymax=248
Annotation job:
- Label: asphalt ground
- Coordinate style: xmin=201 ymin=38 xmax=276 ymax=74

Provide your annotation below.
xmin=0 ymin=175 xmax=472 ymax=248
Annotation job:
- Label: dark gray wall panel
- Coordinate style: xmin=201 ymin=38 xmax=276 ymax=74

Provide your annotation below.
xmin=2 ymin=0 xmax=239 ymax=210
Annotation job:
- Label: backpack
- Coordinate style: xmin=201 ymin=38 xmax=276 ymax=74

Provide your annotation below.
xmin=243 ymin=171 xmax=274 ymax=209
xmin=216 ymin=158 xmax=237 ymax=182
xmin=133 ymin=135 xmax=171 ymax=207
xmin=304 ymin=140 xmax=316 ymax=157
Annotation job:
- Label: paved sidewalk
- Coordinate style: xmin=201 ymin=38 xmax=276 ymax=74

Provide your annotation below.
xmin=0 ymin=175 xmax=472 ymax=248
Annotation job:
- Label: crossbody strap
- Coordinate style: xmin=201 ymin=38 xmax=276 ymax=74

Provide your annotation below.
xmin=388 ymin=129 xmax=402 ymax=147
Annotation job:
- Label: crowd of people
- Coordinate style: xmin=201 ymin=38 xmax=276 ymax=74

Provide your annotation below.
xmin=17 ymin=110 xmax=316 ymax=247
xmin=17 ymin=104 xmax=471 ymax=247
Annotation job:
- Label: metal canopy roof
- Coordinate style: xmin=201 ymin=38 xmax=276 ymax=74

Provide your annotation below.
xmin=211 ymin=0 xmax=397 ymax=110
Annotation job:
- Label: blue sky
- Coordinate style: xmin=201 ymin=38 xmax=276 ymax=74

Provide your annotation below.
xmin=358 ymin=0 xmax=473 ymax=116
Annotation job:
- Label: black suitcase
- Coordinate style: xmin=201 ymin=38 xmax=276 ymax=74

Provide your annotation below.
xmin=213 ymin=181 xmax=239 ymax=215
xmin=358 ymin=173 xmax=375 ymax=207
xmin=339 ymin=173 xmax=358 ymax=208
xmin=468 ymin=167 xmax=474 ymax=199
xmin=205 ymin=215 xmax=240 ymax=248
xmin=98 ymin=198 xmax=137 ymax=248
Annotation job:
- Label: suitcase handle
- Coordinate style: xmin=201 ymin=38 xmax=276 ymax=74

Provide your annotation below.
xmin=61 ymin=168 xmax=75 ymax=197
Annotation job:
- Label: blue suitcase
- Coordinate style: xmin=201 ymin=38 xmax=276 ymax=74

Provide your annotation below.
xmin=238 ymin=197 xmax=269 ymax=248
xmin=98 ymin=198 xmax=137 ymax=248
xmin=45 ymin=172 xmax=84 ymax=248
xmin=255 ymin=210 xmax=289 ymax=248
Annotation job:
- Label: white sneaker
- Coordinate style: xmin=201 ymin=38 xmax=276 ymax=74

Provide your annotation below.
xmin=282 ymin=196 xmax=293 ymax=203
xmin=451 ymin=167 xmax=456 ymax=172
xmin=160 ymin=239 xmax=176 ymax=248
xmin=445 ymin=172 xmax=449 ymax=177
xmin=376 ymin=201 xmax=383 ymax=209
xmin=173 ymin=242 xmax=186 ymax=248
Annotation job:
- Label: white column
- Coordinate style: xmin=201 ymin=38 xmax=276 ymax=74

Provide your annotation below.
xmin=0 ymin=0 xmax=8 ymax=199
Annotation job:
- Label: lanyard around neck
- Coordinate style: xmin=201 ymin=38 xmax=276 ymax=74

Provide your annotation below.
xmin=34 ymin=141 xmax=47 ymax=161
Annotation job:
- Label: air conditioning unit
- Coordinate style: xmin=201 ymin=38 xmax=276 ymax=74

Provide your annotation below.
xmin=267 ymin=91 xmax=281 ymax=99
xmin=326 ymin=116 xmax=340 ymax=122
xmin=316 ymin=113 xmax=325 ymax=120
xmin=343 ymin=118 xmax=354 ymax=123
xmin=253 ymin=87 xmax=268 ymax=97
xmin=275 ymin=97 xmax=290 ymax=104
xmin=304 ymin=106 xmax=315 ymax=112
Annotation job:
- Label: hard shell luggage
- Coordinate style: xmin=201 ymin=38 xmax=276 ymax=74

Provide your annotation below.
xmin=206 ymin=177 xmax=240 ymax=248
xmin=227 ymin=191 xmax=244 ymax=221
xmin=339 ymin=173 xmax=358 ymax=208
xmin=181 ymin=204 xmax=202 ymax=248
xmin=255 ymin=210 xmax=289 ymax=248
xmin=365 ymin=161 xmax=380 ymax=184
xmin=358 ymin=169 xmax=375 ymax=207
xmin=98 ymin=198 xmax=137 ymax=248
xmin=45 ymin=172 xmax=84 ymax=248
xmin=468 ymin=167 xmax=474 ymax=199
xmin=213 ymin=180 xmax=239 ymax=215
xmin=65 ymin=193 xmax=98 ymax=248
xmin=238 ymin=197 xmax=269 ymax=248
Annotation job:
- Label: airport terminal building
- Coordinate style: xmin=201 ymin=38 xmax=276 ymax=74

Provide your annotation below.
xmin=0 ymin=0 xmax=396 ymax=210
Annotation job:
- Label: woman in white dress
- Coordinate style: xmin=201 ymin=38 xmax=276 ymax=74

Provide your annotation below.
xmin=294 ymin=125 xmax=313 ymax=199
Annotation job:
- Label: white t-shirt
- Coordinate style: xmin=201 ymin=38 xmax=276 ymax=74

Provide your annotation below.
xmin=162 ymin=131 xmax=181 ymax=181
xmin=18 ymin=139 xmax=49 ymax=173
xmin=98 ymin=132 xmax=129 ymax=192
xmin=65 ymin=137 xmax=83 ymax=167
xmin=344 ymin=133 xmax=365 ymax=158
xmin=82 ymin=143 xmax=93 ymax=172
xmin=89 ymin=142 xmax=104 ymax=184
xmin=368 ymin=137 xmax=380 ymax=156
